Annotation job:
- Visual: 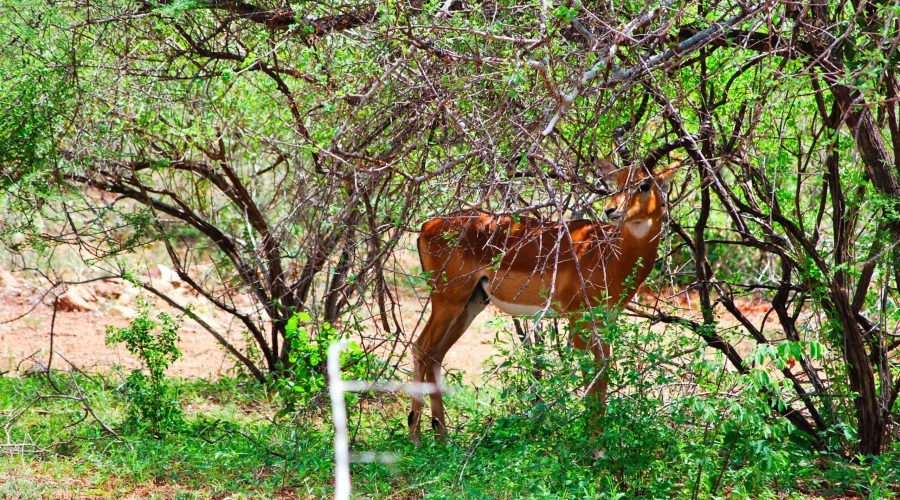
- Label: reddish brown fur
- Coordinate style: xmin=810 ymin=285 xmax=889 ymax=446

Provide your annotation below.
xmin=408 ymin=160 xmax=679 ymax=443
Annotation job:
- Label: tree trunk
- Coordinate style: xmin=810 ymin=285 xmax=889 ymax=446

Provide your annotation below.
xmin=788 ymin=2 xmax=897 ymax=455
xmin=829 ymin=285 xmax=884 ymax=455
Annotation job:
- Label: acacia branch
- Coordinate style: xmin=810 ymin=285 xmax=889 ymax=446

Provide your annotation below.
xmin=176 ymin=1 xmax=379 ymax=35
xmin=142 ymin=282 xmax=267 ymax=383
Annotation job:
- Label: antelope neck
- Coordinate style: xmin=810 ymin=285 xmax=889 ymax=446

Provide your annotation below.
xmin=618 ymin=216 xmax=663 ymax=276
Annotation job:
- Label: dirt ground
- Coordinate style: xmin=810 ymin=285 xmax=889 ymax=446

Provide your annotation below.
xmin=0 ymin=265 xmax=776 ymax=382
xmin=0 ymin=274 xmax=242 ymax=378
xmin=0 ymin=267 xmax=505 ymax=381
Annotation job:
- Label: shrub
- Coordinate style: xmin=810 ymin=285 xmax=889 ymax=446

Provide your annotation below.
xmin=481 ymin=312 xmax=820 ymax=496
xmin=275 ymin=312 xmax=381 ymax=412
xmin=105 ymin=298 xmax=184 ymax=435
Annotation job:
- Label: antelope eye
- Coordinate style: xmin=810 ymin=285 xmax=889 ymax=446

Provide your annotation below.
xmin=639 ymin=182 xmax=651 ymax=193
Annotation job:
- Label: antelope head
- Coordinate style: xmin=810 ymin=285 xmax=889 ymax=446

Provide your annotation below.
xmin=597 ymin=158 xmax=681 ymax=238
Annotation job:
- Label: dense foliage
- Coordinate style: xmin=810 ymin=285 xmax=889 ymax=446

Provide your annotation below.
xmin=1 ymin=363 xmax=898 ymax=497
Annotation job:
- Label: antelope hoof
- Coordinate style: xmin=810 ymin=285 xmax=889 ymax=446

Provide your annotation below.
xmin=408 ymin=411 xmax=422 ymax=445
xmin=431 ymin=417 xmax=448 ymax=440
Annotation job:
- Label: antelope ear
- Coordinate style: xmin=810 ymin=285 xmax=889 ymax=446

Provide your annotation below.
xmin=596 ymin=157 xmax=619 ymax=177
xmin=596 ymin=157 xmax=621 ymax=188
xmin=656 ymin=160 xmax=682 ymax=192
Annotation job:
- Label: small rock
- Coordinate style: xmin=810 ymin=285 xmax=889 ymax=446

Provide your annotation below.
xmin=147 ymin=264 xmax=184 ymax=290
xmin=93 ymin=279 xmax=123 ymax=300
xmin=117 ymin=290 xmax=139 ymax=306
xmin=57 ymin=285 xmax=98 ymax=312
xmin=108 ymin=304 xmax=137 ymax=318
xmin=0 ymin=269 xmax=19 ymax=289
xmin=148 ymin=264 xmax=177 ymax=282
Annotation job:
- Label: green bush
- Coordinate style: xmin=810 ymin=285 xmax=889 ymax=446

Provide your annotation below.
xmin=274 ymin=312 xmax=381 ymax=411
xmin=105 ymin=298 xmax=184 ymax=435
xmin=477 ymin=312 xmax=825 ymax=496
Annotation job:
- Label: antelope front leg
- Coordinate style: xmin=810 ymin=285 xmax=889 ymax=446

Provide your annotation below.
xmin=570 ymin=313 xmax=612 ymax=431
xmin=409 ymin=301 xmax=468 ymax=444
xmin=408 ymin=343 xmax=427 ymax=444
xmin=426 ymin=289 xmax=489 ymax=441
xmin=426 ymin=362 xmax=448 ymax=439
xmin=586 ymin=341 xmax=612 ymax=407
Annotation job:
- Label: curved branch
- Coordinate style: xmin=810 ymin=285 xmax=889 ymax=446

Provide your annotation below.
xmin=187 ymin=1 xmax=378 ymax=35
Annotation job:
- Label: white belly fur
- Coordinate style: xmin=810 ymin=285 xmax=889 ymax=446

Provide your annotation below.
xmin=488 ymin=296 xmax=545 ymax=317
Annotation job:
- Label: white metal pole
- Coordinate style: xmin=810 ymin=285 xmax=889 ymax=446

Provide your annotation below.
xmin=327 ymin=340 xmax=351 ymax=500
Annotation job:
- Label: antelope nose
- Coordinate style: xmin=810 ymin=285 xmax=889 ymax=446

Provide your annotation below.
xmin=604 ymin=206 xmax=618 ymax=217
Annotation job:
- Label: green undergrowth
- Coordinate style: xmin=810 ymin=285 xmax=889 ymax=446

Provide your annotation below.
xmin=0 ymin=370 xmax=898 ymax=498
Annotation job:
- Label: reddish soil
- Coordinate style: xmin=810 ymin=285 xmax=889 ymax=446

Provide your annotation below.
xmin=0 ymin=268 xmax=779 ymax=381
xmin=0 ymin=271 xmax=248 ymax=379
xmin=0 ymin=267 xmax=505 ymax=380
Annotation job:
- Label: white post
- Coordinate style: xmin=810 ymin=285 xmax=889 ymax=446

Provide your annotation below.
xmin=327 ymin=340 xmax=351 ymax=500
xmin=327 ymin=339 xmax=449 ymax=498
